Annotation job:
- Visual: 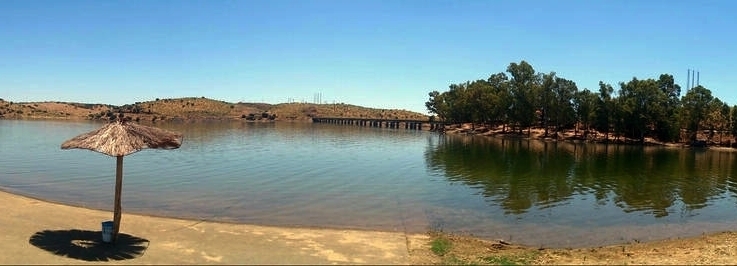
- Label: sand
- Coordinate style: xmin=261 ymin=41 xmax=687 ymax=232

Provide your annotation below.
xmin=5 ymin=188 xmax=737 ymax=265
xmin=0 ymin=190 xmax=429 ymax=264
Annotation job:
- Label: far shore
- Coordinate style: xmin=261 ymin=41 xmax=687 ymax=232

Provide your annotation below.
xmin=441 ymin=122 xmax=737 ymax=151
xmin=6 ymin=114 xmax=736 ymax=151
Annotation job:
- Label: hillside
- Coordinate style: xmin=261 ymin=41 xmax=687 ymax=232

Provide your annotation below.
xmin=0 ymin=99 xmax=111 ymax=120
xmin=0 ymin=97 xmax=429 ymax=122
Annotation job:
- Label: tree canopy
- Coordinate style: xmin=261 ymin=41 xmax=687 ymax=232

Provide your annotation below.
xmin=425 ymin=60 xmax=732 ymax=144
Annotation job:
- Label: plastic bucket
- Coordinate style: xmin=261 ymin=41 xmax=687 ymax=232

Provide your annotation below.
xmin=101 ymin=221 xmax=114 ymax=243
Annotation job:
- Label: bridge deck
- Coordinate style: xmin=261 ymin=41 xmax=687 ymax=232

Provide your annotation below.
xmin=311 ymin=117 xmax=444 ymax=131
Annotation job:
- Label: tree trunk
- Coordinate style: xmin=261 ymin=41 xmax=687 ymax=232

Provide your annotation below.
xmin=543 ymin=111 xmax=548 ymax=137
xmin=113 ymin=156 xmax=123 ymax=243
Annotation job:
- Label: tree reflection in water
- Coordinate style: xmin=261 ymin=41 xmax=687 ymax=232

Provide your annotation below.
xmin=424 ymin=134 xmax=736 ymax=218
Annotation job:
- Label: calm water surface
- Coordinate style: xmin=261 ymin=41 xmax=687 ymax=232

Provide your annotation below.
xmin=3 ymin=119 xmax=737 ymax=247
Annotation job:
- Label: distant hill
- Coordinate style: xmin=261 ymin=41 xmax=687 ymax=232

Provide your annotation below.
xmin=0 ymin=97 xmax=429 ymax=122
xmin=0 ymin=98 xmax=111 ymax=120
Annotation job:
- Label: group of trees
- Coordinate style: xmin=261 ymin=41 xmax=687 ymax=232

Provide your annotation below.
xmin=426 ymin=60 xmax=735 ymax=144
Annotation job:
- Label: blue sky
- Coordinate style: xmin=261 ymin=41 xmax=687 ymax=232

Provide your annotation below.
xmin=1 ymin=0 xmax=735 ymax=114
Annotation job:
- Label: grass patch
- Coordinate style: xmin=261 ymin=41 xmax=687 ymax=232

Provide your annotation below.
xmin=430 ymin=235 xmax=452 ymax=256
xmin=442 ymin=255 xmax=472 ymax=265
xmin=424 ymin=231 xmax=541 ymax=265
xmin=481 ymin=251 xmax=539 ymax=265
xmin=482 ymin=255 xmax=520 ymax=265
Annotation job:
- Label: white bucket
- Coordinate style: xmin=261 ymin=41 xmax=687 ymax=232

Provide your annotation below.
xmin=101 ymin=221 xmax=114 ymax=243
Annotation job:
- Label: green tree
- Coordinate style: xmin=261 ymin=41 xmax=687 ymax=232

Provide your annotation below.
xmin=618 ymin=78 xmax=666 ymax=143
xmin=444 ymin=84 xmax=465 ymax=123
xmin=426 ymin=84 xmax=470 ymax=124
xmin=550 ymin=77 xmax=577 ymax=136
xmin=539 ymin=72 xmax=557 ymax=136
xmin=506 ymin=60 xmax=539 ymax=135
xmin=486 ymin=72 xmax=512 ymax=131
xmin=594 ymin=82 xmax=615 ymax=141
xmin=654 ymin=74 xmax=681 ymax=142
xmin=681 ymin=85 xmax=714 ymax=142
xmin=467 ymin=79 xmax=493 ymax=126
xmin=424 ymin=62 xmax=737 ymax=145
xmin=731 ymin=105 xmax=737 ymax=143
xmin=704 ymin=98 xmax=729 ymax=143
xmin=719 ymin=102 xmax=731 ymax=144
xmin=425 ymin=91 xmax=448 ymax=121
xmin=573 ymin=88 xmax=598 ymax=138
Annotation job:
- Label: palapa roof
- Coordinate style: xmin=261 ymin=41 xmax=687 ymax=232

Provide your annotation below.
xmin=61 ymin=120 xmax=183 ymax=157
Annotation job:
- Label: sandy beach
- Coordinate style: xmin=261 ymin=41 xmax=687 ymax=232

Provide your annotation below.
xmin=5 ymin=188 xmax=737 ymax=265
xmin=0 ymin=189 xmax=429 ymax=264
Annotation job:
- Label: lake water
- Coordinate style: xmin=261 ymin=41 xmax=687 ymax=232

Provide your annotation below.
xmin=3 ymin=119 xmax=737 ymax=248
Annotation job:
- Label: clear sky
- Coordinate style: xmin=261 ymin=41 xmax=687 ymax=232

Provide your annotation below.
xmin=1 ymin=0 xmax=735 ymax=114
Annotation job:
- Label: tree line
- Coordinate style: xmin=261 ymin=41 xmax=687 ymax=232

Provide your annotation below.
xmin=425 ymin=60 xmax=736 ymax=144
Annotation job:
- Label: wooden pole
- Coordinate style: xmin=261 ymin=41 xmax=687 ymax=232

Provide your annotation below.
xmin=113 ymin=155 xmax=123 ymax=243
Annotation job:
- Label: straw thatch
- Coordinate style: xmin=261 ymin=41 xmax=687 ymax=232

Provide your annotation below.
xmin=60 ymin=119 xmax=182 ymax=243
xmin=61 ymin=120 xmax=182 ymax=156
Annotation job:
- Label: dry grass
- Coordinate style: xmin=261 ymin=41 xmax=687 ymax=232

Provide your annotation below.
xmin=1 ymin=97 xmax=428 ymax=122
xmin=0 ymin=99 xmax=110 ymax=120
xmin=410 ymin=231 xmax=737 ymax=265
xmin=271 ymin=102 xmax=428 ymax=121
xmin=409 ymin=232 xmax=539 ymax=265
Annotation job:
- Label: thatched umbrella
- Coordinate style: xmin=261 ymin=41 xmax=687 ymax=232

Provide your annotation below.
xmin=61 ymin=117 xmax=182 ymax=243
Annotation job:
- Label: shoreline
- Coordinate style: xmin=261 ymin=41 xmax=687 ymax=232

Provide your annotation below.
xmin=442 ymin=123 xmax=737 ymax=151
xmin=5 ymin=118 xmax=737 ymax=264
xmin=1 ymin=183 xmax=437 ymax=236
xmin=8 ymin=116 xmax=736 ymax=151
xmin=8 ymin=185 xmax=736 ymax=251
xmin=4 ymin=188 xmax=737 ymax=264
xmin=0 ymin=189 xmax=427 ymax=264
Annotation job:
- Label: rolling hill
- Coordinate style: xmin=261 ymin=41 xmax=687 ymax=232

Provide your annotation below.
xmin=0 ymin=97 xmax=429 ymax=122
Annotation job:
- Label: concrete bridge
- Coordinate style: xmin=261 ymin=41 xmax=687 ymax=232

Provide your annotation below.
xmin=311 ymin=117 xmax=445 ymax=131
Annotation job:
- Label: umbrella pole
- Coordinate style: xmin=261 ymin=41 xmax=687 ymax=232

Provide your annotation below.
xmin=113 ymin=155 xmax=123 ymax=243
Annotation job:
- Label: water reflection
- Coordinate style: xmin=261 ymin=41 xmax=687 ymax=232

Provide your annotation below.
xmin=6 ymin=119 xmax=737 ymax=247
xmin=425 ymin=135 xmax=736 ymax=218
